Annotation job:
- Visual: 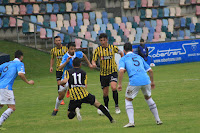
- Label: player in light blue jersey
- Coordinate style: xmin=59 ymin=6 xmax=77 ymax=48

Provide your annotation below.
xmin=117 ymin=43 xmax=162 ymax=128
xmin=51 ymin=42 xmax=92 ymax=118
xmin=0 ymin=50 xmax=34 ymax=130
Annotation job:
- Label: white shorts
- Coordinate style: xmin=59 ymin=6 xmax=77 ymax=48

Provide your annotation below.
xmin=58 ymin=82 xmax=69 ymax=92
xmin=125 ymin=84 xmax=151 ymax=99
xmin=0 ymin=89 xmax=15 ymax=105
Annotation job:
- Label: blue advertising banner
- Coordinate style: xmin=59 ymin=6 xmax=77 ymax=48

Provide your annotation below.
xmin=132 ymin=39 xmax=200 ymax=66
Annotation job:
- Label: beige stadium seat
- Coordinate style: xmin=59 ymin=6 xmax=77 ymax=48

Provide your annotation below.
xmin=143 ymin=27 xmax=149 ymax=34
xmin=83 ymin=19 xmax=90 ymax=26
xmin=107 ymin=23 xmax=113 ymax=30
xmin=130 ymin=28 xmax=136 ymax=36
xmin=124 ymin=1 xmax=129 ymax=9
xmin=63 ymin=20 xmax=70 ymax=29
xmin=148 ymin=0 xmax=153 ymax=7
xmin=66 ymin=3 xmax=72 ymax=12
xmin=9 ymin=0 xmax=15 ymax=3
xmin=146 ymin=9 xmax=152 ymax=18
xmin=37 ymin=15 xmax=44 ymax=23
xmin=54 ymin=27 xmax=59 ymax=36
xmin=160 ymin=32 xmax=166 ymax=41
xmin=141 ymin=33 xmax=148 ymax=41
xmin=129 ymin=34 xmax=135 ymax=42
xmin=70 ymin=13 xmax=76 ymax=20
xmin=6 ymin=5 xmax=12 ymax=15
xmin=192 ymin=16 xmax=198 ymax=25
xmin=180 ymin=0 xmax=185 ymax=5
xmin=57 ymin=21 xmax=63 ymax=30
xmin=95 ymin=11 xmax=102 ymax=19
xmin=115 ymin=35 xmax=121 ymax=43
xmin=170 ymin=7 xmax=175 ymax=17
xmin=175 ymin=7 xmax=181 ymax=16
xmin=81 ymin=25 xmax=87 ymax=35
xmin=168 ymin=18 xmax=174 ymax=26
xmin=115 ymin=17 xmax=122 ymax=25
xmin=29 ymin=23 xmax=34 ymax=32
xmin=57 ymin=14 xmax=64 ymax=21
xmin=94 ymin=24 xmax=100 ymax=33
xmin=78 ymin=32 xmax=84 ymax=38
xmin=17 ymin=16 xmax=23 ymax=27
xmin=168 ymin=25 xmax=174 ymax=33
xmin=13 ymin=5 xmax=19 ymax=15
xmin=111 ymin=29 xmax=117 ymax=36
xmin=126 ymin=22 xmax=132 ymax=31
xmin=33 ymin=4 xmax=40 ymax=14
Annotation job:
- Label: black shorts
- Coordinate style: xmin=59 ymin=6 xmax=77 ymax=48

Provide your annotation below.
xmin=56 ymin=71 xmax=63 ymax=81
xmin=68 ymin=94 xmax=95 ymax=112
xmin=100 ymin=72 xmax=118 ymax=89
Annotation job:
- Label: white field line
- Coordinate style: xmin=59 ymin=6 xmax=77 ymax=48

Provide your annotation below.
xmin=13 ymin=78 xmax=199 ymax=89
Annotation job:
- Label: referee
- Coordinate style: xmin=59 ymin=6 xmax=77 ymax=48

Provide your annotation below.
xmin=92 ymin=33 xmax=123 ymax=114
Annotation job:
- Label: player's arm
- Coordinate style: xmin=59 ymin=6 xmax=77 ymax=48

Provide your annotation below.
xmin=50 ymin=58 xmax=54 ymax=73
xmin=148 ymin=69 xmax=155 ymax=89
xmin=119 ymin=50 xmax=124 ymax=57
xmin=18 ymin=73 xmax=34 ymax=85
xmin=60 ymin=70 xmax=69 ymax=85
xmin=58 ymin=57 xmax=71 ymax=70
xmin=118 ymin=68 xmax=125 ymax=91
xmin=83 ymin=53 xmax=93 ymax=69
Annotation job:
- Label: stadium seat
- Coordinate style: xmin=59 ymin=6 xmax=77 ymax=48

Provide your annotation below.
xmin=192 ymin=16 xmax=198 ymax=25
xmin=128 ymin=16 xmax=134 ymax=23
xmin=37 ymin=15 xmax=44 ymax=23
xmin=130 ymin=28 xmax=136 ymax=36
xmin=122 ymin=16 xmax=128 ymax=24
xmin=44 ymin=15 xmax=50 ymax=22
xmin=50 ymin=21 xmax=56 ymax=29
xmin=33 ymin=4 xmax=39 ymax=14
xmin=124 ymin=29 xmax=130 ymax=37
xmin=164 ymin=8 xmax=169 ymax=17
xmin=185 ymin=0 xmax=191 ymax=4
xmin=145 ymin=21 xmax=151 ymax=28
xmin=85 ymin=2 xmax=91 ymax=11
xmin=162 ymin=19 xmax=168 ymax=27
xmin=63 ymin=20 xmax=70 ymax=29
xmin=146 ymin=9 xmax=152 ymax=18
xmin=117 ymin=29 xmax=123 ymax=37
xmin=64 ymin=34 xmax=70 ymax=44
xmin=195 ymin=23 xmax=200 ymax=33
xmin=142 ymin=0 xmax=147 ymax=7
xmin=0 ymin=18 xmax=2 ymax=28
xmin=57 ymin=14 xmax=63 ymax=21
xmin=102 ymin=11 xmax=108 ymax=19
xmin=168 ymin=25 xmax=174 ymax=33
xmin=57 ymin=20 xmax=63 ymax=30
xmin=161 ymin=26 xmax=167 ymax=32
xmin=129 ymin=34 xmax=135 ymax=42
xmin=17 ymin=17 xmax=23 ymax=27
xmin=126 ymin=22 xmax=132 ymax=31
xmin=148 ymin=0 xmax=153 ymax=7
xmin=83 ymin=19 xmax=89 ymax=26
xmin=174 ymin=18 xmax=180 ymax=28
xmin=173 ymin=30 xmax=178 ymax=38
xmin=152 ymin=9 xmax=158 ymax=18
xmin=158 ymin=8 xmax=164 ymax=18
xmin=70 ymin=19 xmax=76 ymax=27
xmin=29 ymin=23 xmax=34 ymax=32
xmin=82 ymin=40 xmax=88 ymax=48
xmin=9 ymin=17 xmax=16 ymax=27
xmin=181 ymin=18 xmax=186 ymax=28
xmin=70 ymin=13 xmax=76 ymax=20
xmin=78 ymin=19 xmax=84 ymax=28
xmin=96 ymin=18 xmax=103 ymax=25
xmin=13 ymin=5 xmax=20 ymax=15
xmin=137 ymin=0 xmax=141 ymax=7
xmin=78 ymin=2 xmax=85 ymax=12
xmin=134 ymin=16 xmax=140 ymax=24
xmin=90 ymin=19 xmax=96 ymax=26
xmin=160 ymin=0 xmax=165 ymax=6
xmin=185 ymin=29 xmax=191 ymax=38
xmin=124 ymin=1 xmax=129 ymax=8
xmin=115 ymin=17 xmax=122 ymax=25
xmin=170 ymin=7 xmax=175 ymax=17
xmin=46 ymin=4 xmax=53 ymax=13
xmin=130 ymin=1 xmax=136 ymax=8
xmin=107 ymin=23 xmax=113 ymax=30
xmin=29 ymin=0 xmax=36 ymax=2
xmin=103 ymin=18 xmax=109 ymax=25
xmin=166 ymin=31 xmax=172 ymax=39
xmin=20 ymin=5 xmax=26 ymax=15
xmin=85 ymin=31 xmax=91 ymax=39
xmin=66 ymin=3 xmax=72 ymax=12
xmin=23 ymin=0 xmax=28 ymax=3
xmin=72 ymin=2 xmax=78 ymax=12
xmin=91 ymin=31 xmax=97 ymax=40
xmin=89 ymin=12 xmax=95 ymax=20
xmin=186 ymin=17 xmax=191 ymax=27
xmin=6 ymin=5 xmax=12 ymax=15
xmin=140 ymin=9 xmax=146 ymax=19
xmin=59 ymin=3 xmax=66 ymax=13
xmin=50 ymin=14 xmax=57 ymax=22
xmin=64 ymin=14 xmax=70 ymax=21
xmin=119 ymin=23 xmax=125 ymax=31
xmin=191 ymin=0 xmax=196 ymax=4
xmin=52 ymin=3 xmax=59 ymax=13
xmin=26 ymin=4 xmax=33 ymax=14
xmin=68 ymin=26 xmax=74 ymax=34
xmin=156 ymin=25 xmax=161 ymax=33
xmin=147 ymin=32 xmax=154 ymax=42
xmin=46 ymin=29 xmax=53 ymax=38
xmin=16 ymin=0 xmax=22 ymax=3
xmin=153 ymin=0 xmax=159 ymax=7
xmin=180 ymin=0 xmax=185 ymax=5
xmin=178 ymin=30 xmax=184 ymax=39
xmin=83 ymin=13 xmax=89 ymax=19
xmin=176 ymin=7 xmax=181 ymax=16
xmin=113 ymin=23 xmax=119 ymax=31
xmin=22 ymin=22 xmax=29 ymax=33
xmin=75 ymin=39 xmax=82 ymax=48
xmin=168 ymin=18 xmax=174 ymax=26
xmin=150 ymin=20 xmax=157 ymax=29
xmin=40 ymin=4 xmax=46 ymax=14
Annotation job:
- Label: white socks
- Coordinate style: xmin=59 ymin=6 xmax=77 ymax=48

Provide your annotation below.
xmin=125 ymin=99 xmax=134 ymax=124
xmin=0 ymin=108 xmax=14 ymax=125
xmin=55 ymin=97 xmax=62 ymax=109
xmin=146 ymin=98 xmax=160 ymax=122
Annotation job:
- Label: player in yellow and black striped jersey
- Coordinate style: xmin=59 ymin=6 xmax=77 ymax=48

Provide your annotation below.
xmin=50 ymin=36 xmax=68 ymax=115
xmin=92 ymin=33 xmax=124 ymax=114
xmin=60 ymin=57 xmax=115 ymax=123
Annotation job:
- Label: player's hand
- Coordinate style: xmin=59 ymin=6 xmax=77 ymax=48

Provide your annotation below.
xmin=117 ymin=85 xmax=122 ymax=91
xmin=28 ymin=80 xmax=34 ymax=85
xmin=92 ymin=64 xmax=97 ymax=68
xmin=88 ymin=64 xmax=93 ymax=69
xmin=66 ymin=57 xmax=72 ymax=63
xmin=50 ymin=67 xmax=53 ymax=73
xmin=151 ymin=82 xmax=155 ymax=89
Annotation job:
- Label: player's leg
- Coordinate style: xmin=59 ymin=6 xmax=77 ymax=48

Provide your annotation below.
xmin=56 ymin=71 xmax=65 ymax=105
xmin=52 ymin=84 xmax=68 ymax=116
xmin=68 ymin=100 xmax=82 ymax=121
xmin=124 ymin=85 xmax=140 ymax=128
xmin=93 ymin=99 xmax=115 ymax=123
xmin=141 ymin=84 xmax=162 ymax=125
xmin=0 ymin=105 xmax=15 ymax=127
xmin=101 ymin=75 xmax=110 ymax=109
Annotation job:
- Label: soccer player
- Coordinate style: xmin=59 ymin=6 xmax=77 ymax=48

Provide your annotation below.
xmin=60 ymin=57 xmax=115 ymax=123
xmin=117 ymin=43 xmax=163 ymax=128
xmin=0 ymin=50 xmax=34 ymax=130
xmin=138 ymin=39 xmax=148 ymax=61
xmin=51 ymin=42 xmax=92 ymax=117
xmin=50 ymin=36 xmax=68 ymax=110
xmin=92 ymin=33 xmax=123 ymax=114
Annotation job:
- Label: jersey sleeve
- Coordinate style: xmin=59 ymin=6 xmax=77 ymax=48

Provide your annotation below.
xmin=17 ymin=62 xmax=25 ymax=74
xmin=76 ymin=51 xmax=83 ymax=58
xmin=119 ymin=58 xmax=125 ymax=70
xmin=142 ymin=57 xmax=151 ymax=71
xmin=64 ymin=70 xmax=69 ymax=79
xmin=60 ymin=54 xmax=67 ymax=66
xmin=50 ymin=48 xmax=55 ymax=59
xmin=92 ymin=48 xmax=99 ymax=62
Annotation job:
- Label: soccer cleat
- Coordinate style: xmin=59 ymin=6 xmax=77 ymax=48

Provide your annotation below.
xmin=115 ymin=107 xmax=121 ymax=114
xmin=156 ymin=120 xmax=163 ymax=125
xmin=75 ymin=108 xmax=82 ymax=121
xmin=123 ymin=123 xmax=135 ymax=128
xmin=110 ymin=119 xmax=116 ymax=123
xmin=0 ymin=125 xmax=6 ymax=130
xmin=60 ymin=100 xmax=65 ymax=105
xmin=66 ymin=90 xmax=70 ymax=98
xmin=52 ymin=109 xmax=58 ymax=116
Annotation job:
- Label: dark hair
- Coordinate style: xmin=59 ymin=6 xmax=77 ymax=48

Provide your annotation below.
xmin=124 ymin=43 xmax=132 ymax=52
xmin=68 ymin=42 xmax=76 ymax=49
xmin=54 ymin=36 xmax=61 ymax=39
xmin=73 ymin=57 xmax=81 ymax=67
xmin=140 ymin=39 xmax=144 ymax=43
xmin=99 ymin=33 xmax=108 ymax=40
xmin=15 ymin=50 xmax=23 ymax=58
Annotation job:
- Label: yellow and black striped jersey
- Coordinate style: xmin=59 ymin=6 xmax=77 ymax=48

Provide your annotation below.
xmin=50 ymin=46 xmax=68 ymax=71
xmin=92 ymin=44 xmax=120 ymax=76
xmin=64 ymin=68 xmax=89 ymax=100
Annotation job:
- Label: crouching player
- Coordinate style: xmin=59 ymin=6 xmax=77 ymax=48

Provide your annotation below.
xmin=60 ymin=57 xmax=115 ymax=123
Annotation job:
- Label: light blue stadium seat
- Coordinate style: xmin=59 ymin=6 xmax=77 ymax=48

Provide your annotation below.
xmin=164 ymin=8 xmax=169 ymax=17
xmin=136 ymin=27 xmax=142 ymax=35
xmin=89 ymin=12 xmax=95 ymax=20
xmin=46 ymin=4 xmax=53 ymax=13
xmin=173 ymin=30 xmax=178 ymax=38
xmin=57 ymin=33 xmax=64 ymax=43
xmin=97 ymin=18 xmax=103 ymax=25
xmin=98 ymin=30 xmax=104 ymax=35
xmin=122 ymin=16 xmax=128 ymax=23
xmin=36 ymin=0 xmax=42 ymax=2
xmin=103 ymin=18 xmax=108 ymax=25
xmin=77 ymin=20 xmax=83 ymax=28
xmin=160 ymin=0 xmax=165 ymax=6
xmin=178 ymin=30 xmax=184 ymax=40
xmin=68 ymin=26 xmax=74 ymax=34
xmin=100 ymin=24 xmax=106 ymax=33
xmin=190 ymin=23 xmax=195 ymax=33
xmin=26 ymin=4 xmax=33 ymax=14
xmin=91 ymin=31 xmax=97 ymax=40
xmin=77 ymin=13 xmax=83 ymax=21
xmin=113 ymin=23 xmax=119 ymax=30
xmin=185 ymin=29 xmax=190 ymax=37
xmin=149 ymin=27 xmax=155 ymax=33
xmin=30 ymin=15 xmax=37 ymax=23
xmin=152 ymin=9 xmax=158 ymax=18
xmin=133 ymin=34 xmax=141 ymax=43
xmin=37 ymin=22 xmax=42 ymax=32
xmin=50 ymin=21 xmax=56 ymax=28
xmin=181 ymin=18 xmax=186 ymax=28
xmin=102 ymin=11 xmax=108 ymax=18
xmin=0 ymin=18 xmax=2 ymax=28
xmin=0 ymin=6 xmax=6 ymax=15
xmin=53 ymin=3 xmax=59 ymax=13
xmin=46 ymin=29 xmax=53 ymax=38
xmin=147 ymin=33 xmax=154 ymax=42
xmin=72 ymin=2 xmax=78 ymax=12
xmin=128 ymin=16 xmax=134 ymax=23
xmin=82 ymin=40 xmax=88 ymax=48
xmin=162 ymin=19 xmax=168 ymax=27
xmin=90 ymin=19 xmax=96 ymax=25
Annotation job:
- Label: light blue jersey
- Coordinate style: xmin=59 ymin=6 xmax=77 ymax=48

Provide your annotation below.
xmin=119 ymin=52 xmax=151 ymax=86
xmin=0 ymin=58 xmax=25 ymax=90
xmin=60 ymin=51 xmax=83 ymax=79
